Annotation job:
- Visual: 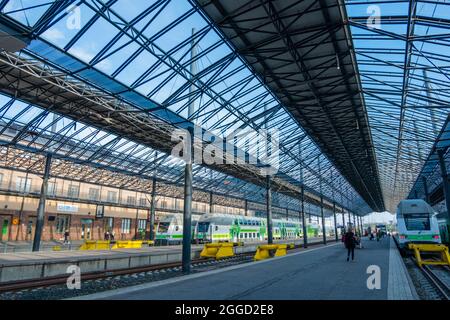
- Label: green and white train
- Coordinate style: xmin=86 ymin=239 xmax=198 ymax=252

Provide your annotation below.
xmin=155 ymin=213 xmax=325 ymax=244
xmin=155 ymin=214 xmax=200 ymax=245
xmin=195 ymin=213 xmax=302 ymax=243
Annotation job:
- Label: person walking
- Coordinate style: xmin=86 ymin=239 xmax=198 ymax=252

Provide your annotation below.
xmin=344 ymin=228 xmax=356 ymax=261
xmin=63 ymin=229 xmax=70 ymax=245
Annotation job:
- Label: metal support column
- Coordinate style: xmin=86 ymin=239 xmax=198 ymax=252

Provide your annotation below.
xmin=321 ymin=196 xmax=326 ymax=245
xmin=342 ymin=210 xmax=345 ymax=233
xmin=182 ymin=130 xmax=193 ymax=273
xmin=301 ymin=185 xmax=307 ymax=248
xmin=149 ymin=177 xmax=156 ymax=241
xmin=437 ymin=149 xmax=450 ymax=233
xmin=244 ymin=199 xmax=248 ymax=216
xmin=182 ymin=27 xmax=196 ymax=273
xmin=266 ymin=175 xmax=273 ymax=244
xmin=209 ymin=192 xmax=213 ymax=214
xmin=348 ymin=212 xmax=351 ymax=230
xmin=32 ymin=153 xmax=52 ymax=252
xmin=333 ymin=202 xmax=338 ymax=242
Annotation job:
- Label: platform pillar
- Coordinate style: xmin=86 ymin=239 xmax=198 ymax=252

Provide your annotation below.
xmin=333 ymin=202 xmax=338 ymax=242
xmin=301 ymin=185 xmax=307 ymax=248
xmin=149 ymin=176 xmax=156 ymax=241
xmin=348 ymin=212 xmax=351 ymax=230
xmin=342 ymin=210 xmax=345 ymax=233
xmin=209 ymin=192 xmax=214 ymax=214
xmin=266 ymin=175 xmax=273 ymax=244
xmin=182 ymin=132 xmax=193 ymax=273
xmin=321 ymin=196 xmax=326 ymax=245
xmin=32 ymin=153 xmax=52 ymax=252
xmin=437 ymin=149 xmax=450 ymax=234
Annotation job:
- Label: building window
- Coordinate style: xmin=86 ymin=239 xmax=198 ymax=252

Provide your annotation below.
xmin=89 ymin=188 xmax=100 ymax=201
xmin=67 ymin=184 xmax=80 ymax=198
xmin=138 ymin=219 xmax=147 ymax=231
xmin=104 ymin=217 xmax=114 ymax=232
xmin=121 ymin=218 xmax=131 ymax=234
xmin=160 ymin=199 xmax=167 ymax=209
xmin=56 ymin=215 xmax=71 ymax=233
xmin=0 ymin=173 xmax=3 ymax=188
xmin=107 ymin=191 xmax=117 ymax=203
xmin=139 ymin=197 xmax=148 ymax=207
xmin=16 ymin=177 xmax=32 ymax=193
xmin=127 ymin=196 xmax=136 ymax=206
xmin=48 ymin=181 xmax=57 ymax=196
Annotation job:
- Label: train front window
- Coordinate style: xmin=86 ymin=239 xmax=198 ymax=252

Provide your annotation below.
xmin=404 ymin=214 xmax=430 ymax=231
xmin=157 ymin=222 xmax=170 ymax=233
xmin=198 ymin=222 xmax=210 ymax=233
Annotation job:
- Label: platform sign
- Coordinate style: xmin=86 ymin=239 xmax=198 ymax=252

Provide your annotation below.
xmin=95 ymin=204 xmax=104 ymax=219
xmin=12 ymin=218 xmax=19 ymax=225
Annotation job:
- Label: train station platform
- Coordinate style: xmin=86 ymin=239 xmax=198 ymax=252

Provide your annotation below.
xmin=75 ymin=236 xmax=418 ymax=300
xmin=0 ymin=237 xmax=332 ymax=283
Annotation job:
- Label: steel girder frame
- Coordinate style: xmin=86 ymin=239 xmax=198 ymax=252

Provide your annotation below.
xmin=0 ymin=103 xmax=297 ymax=212
xmin=407 ymin=114 xmax=450 ymax=207
xmin=193 ymin=0 xmax=384 ymax=212
xmin=346 ymin=0 xmax=450 ymax=212
xmin=2 ymin=1 xmax=367 ymax=212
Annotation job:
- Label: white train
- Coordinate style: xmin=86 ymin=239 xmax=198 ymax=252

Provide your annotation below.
xmin=155 ymin=213 xmax=303 ymax=244
xmin=195 ymin=213 xmax=302 ymax=243
xmin=395 ymin=199 xmax=441 ymax=250
xmin=155 ymin=214 xmax=200 ymax=245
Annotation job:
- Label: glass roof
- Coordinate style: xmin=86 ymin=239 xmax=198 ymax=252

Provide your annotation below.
xmin=346 ymin=0 xmax=450 ymax=212
xmin=0 ymin=0 xmax=410 ymax=214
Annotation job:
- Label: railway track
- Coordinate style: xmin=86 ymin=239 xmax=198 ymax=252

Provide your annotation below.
xmin=0 ymin=240 xmax=329 ymax=296
xmin=0 ymin=253 xmax=254 ymax=293
xmin=392 ymin=236 xmax=450 ymax=300
xmin=415 ymin=260 xmax=450 ymax=300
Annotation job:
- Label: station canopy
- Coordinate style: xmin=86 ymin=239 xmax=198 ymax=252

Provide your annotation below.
xmin=1 ymin=0 xmax=448 ymax=214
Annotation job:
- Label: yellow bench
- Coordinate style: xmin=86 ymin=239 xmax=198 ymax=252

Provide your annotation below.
xmin=254 ymin=244 xmax=293 ymax=261
xmin=79 ymin=240 xmax=111 ymax=250
xmin=200 ymin=242 xmax=235 ymax=259
xmin=408 ymin=243 xmax=450 ymax=268
xmin=111 ymin=240 xmax=143 ymax=249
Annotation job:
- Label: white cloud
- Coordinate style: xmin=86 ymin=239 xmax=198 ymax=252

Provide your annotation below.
xmin=42 ymin=28 xmax=65 ymax=42
xmin=70 ymin=46 xmax=112 ymax=73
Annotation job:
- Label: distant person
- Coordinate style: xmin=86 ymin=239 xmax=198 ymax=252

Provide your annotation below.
xmin=110 ymin=230 xmax=115 ymax=241
xmin=344 ymin=229 xmax=356 ymax=261
xmin=104 ymin=231 xmax=110 ymax=241
xmin=63 ymin=229 xmax=70 ymax=245
xmin=376 ymin=230 xmax=381 ymax=242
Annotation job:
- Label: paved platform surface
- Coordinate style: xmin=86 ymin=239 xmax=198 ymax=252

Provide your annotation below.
xmin=77 ymin=236 xmax=417 ymax=300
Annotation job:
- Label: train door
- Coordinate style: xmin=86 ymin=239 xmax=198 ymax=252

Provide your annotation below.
xmin=0 ymin=215 xmax=11 ymax=241
xmin=81 ymin=219 xmax=93 ymax=240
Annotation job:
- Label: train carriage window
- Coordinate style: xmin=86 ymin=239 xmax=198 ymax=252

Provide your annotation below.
xmin=215 ymin=225 xmax=219 ymax=231
xmin=404 ymin=214 xmax=430 ymax=230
